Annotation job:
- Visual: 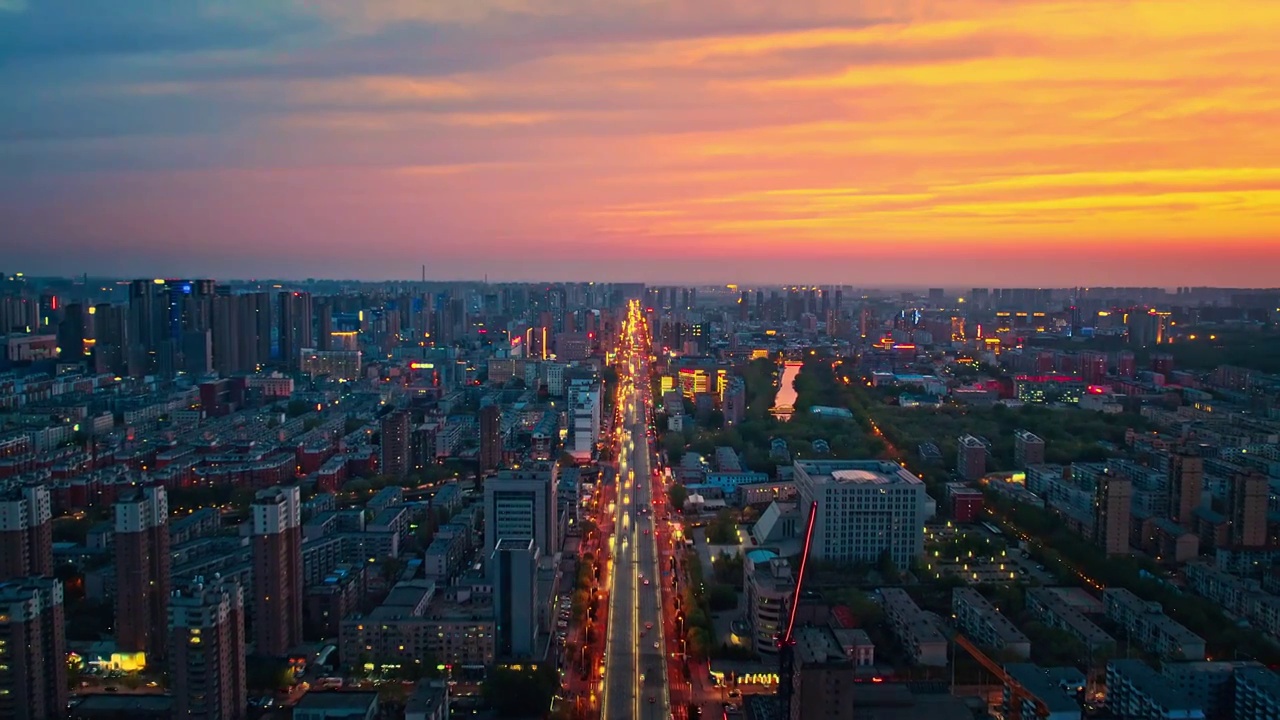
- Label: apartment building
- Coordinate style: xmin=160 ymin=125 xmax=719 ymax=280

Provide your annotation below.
xmin=1184 ymin=562 xmax=1280 ymax=645
xmin=1103 ymin=588 xmax=1205 ymax=661
xmin=952 ymin=587 xmax=1031 ymax=660
xmin=1106 ymin=659 xmax=1206 ymax=720
xmin=1235 ymin=665 xmax=1280 ymax=720
xmin=1002 ymin=664 xmax=1085 ymax=720
xmin=1026 ymin=588 xmax=1116 ymax=653
xmin=881 ymin=588 xmax=947 ymax=667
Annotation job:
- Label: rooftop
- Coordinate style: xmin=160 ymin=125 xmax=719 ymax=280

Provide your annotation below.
xmin=1006 ymin=664 xmax=1085 ymax=714
xmin=796 ymin=459 xmax=922 ymax=486
xmin=1109 ymin=659 xmax=1202 ymax=710
xmin=293 ymin=690 xmax=379 ymax=711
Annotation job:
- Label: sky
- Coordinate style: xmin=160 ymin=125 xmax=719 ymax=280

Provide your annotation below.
xmin=1 ymin=0 xmax=1278 ymax=286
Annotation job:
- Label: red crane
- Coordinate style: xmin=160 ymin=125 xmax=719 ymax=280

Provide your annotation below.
xmin=777 ymin=500 xmax=819 ymax=714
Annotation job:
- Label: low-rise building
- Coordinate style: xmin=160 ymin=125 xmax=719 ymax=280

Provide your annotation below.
xmin=1026 ymin=588 xmax=1116 ymax=653
xmin=1107 ymin=659 xmax=1205 ymax=720
xmin=881 ymin=588 xmax=947 ymax=667
xmin=952 ymin=587 xmax=1030 ymax=660
xmin=1002 ymin=664 xmax=1085 ymax=720
xmin=1235 ymin=665 xmax=1280 ymax=720
xmin=1103 ymin=588 xmax=1205 ymax=661
xmin=293 ymin=691 xmax=380 ymax=720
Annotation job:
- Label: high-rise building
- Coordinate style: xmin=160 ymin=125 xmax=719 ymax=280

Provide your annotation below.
xmin=1117 ymin=350 xmax=1137 ymax=378
xmin=92 ymin=302 xmax=129 ymax=374
xmin=793 ymin=460 xmax=927 ymax=568
xmin=957 ymin=434 xmax=987 ymax=481
xmin=478 ymin=403 xmax=502 ymax=474
xmin=1169 ymin=446 xmax=1205 ymax=526
xmin=277 ymin=291 xmax=313 ymax=367
xmin=115 ymin=485 xmax=171 ymax=661
xmin=1229 ymin=471 xmax=1268 ymax=548
xmin=0 ymin=578 xmax=68 ymax=720
xmin=492 ymin=538 xmax=539 ymax=659
xmin=1094 ymin=473 xmax=1132 ymax=556
xmin=1080 ymin=350 xmax=1109 ymax=384
xmin=251 ymin=485 xmax=303 ymax=657
xmin=1013 ymin=430 xmax=1046 ymax=469
xmin=380 ymin=409 xmax=411 ymax=481
xmin=169 ymin=577 xmax=247 ymax=720
xmin=485 ymin=464 xmax=558 ymax=559
xmin=57 ymin=302 xmax=87 ymax=362
xmin=127 ymin=279 xmax=216 ymax=376
xmin=0 ymin=485 xmax=53 ymax=580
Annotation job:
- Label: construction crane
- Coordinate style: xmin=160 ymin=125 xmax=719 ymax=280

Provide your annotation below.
xmin=776 ymin=500 xmax=819 ymax=715
xmin=952 ymin=633 xmax=1049 ymax=720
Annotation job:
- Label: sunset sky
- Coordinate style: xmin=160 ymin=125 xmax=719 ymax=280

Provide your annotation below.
xmin=2 ymin=0 xmax=1278 ymax=286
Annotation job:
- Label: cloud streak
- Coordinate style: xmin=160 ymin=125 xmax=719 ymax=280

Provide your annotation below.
xmin=1 ymin=0 xmax=1278 ymax=285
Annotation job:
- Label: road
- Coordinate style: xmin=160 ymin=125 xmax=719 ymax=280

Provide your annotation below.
xmin=602 ymin=301 xmax=671 ymax=720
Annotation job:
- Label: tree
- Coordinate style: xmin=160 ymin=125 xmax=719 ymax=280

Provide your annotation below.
xmin=668 ymin=484 xmax=689 ymax=510
xmin=482 ymin=665 xmax=559 ymax=717
xmin=285 ymin=399 xmax=312 ymax=418
xmin=877 ymin=549 xmax=900 ymax=584
xmin=707 ymin=510 xmax=738 ymax=545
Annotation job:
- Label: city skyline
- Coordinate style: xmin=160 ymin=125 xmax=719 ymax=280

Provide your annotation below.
xmin=4 ymin=0 xmax=1280 ymax=284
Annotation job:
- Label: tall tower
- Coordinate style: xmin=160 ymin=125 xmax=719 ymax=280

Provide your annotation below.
xmin=493 ymin=538 xmax=539 ymax=660
xmin=479 ymin=403 xmax=502 ymax=474
xmin=169 ymin=577 xmax=247 ymax=720
xmin=1094 ymin=473 xmax=1133 ymax=556
xmin=251 ymin=485 xmax=303 ymax=657
xmin=379 ymin=409 xmax=411 ymax=481
xmin=0 ymin=485 xmax=53 ymax=580
xmin=114 ymin=485 xmax=171 ymax=661
xmin=277 ymin=291 xmax=313 ymax=368
xmin=0 ymin=578 xmax=68 ymax=720
xmin=1229 ymin=471 xmax=1268 ymax=548
xmin=1168 ymin=446 xmax=1204 ymax=526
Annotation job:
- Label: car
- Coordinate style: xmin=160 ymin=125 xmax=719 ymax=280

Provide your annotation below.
xmin=644 ymin=622 xmax=653 ymax=630
xmin=643 ymin=578 xmax=650 ymax=585
xmin=653 ymin=641 xmax=659 ymax=649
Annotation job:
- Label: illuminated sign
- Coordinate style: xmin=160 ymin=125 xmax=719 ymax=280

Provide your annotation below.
xmin=410 ymin=362 xmax=435 ymax=370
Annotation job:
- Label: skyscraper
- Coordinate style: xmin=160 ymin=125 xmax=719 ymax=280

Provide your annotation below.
xmin=169 ymin=577 xmax=247 ymax=720
xmin=0 ymin=485 xmax=53 ymax=581
xmin=1094 ymin=473 xmax=1133 ymax=556
xmin=251 ymin=485 xmax=303 ymax=657
xmin=478 ymin=402 xmax=502 ymax=474
xmin=1169 ymin=446 xmax=1205 ymax=526
xmin=1229 ymin=471 xmax=1268 ymax=548
xmin=115 ymin=485 xmax=171 ymax=661
xmin=0 ymin=578 xmax=68 ymax=720
xmin=485 ymin=464 xmax=558 ymax=559
xmin=380 ymin=409 xmax=410 ymax=481
xmin=492 ymin=538 xmax=538 ymax=659
xmin=277 ymin=291 xmax=313 ymax=367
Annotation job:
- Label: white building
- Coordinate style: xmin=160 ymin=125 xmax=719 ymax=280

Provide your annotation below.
xmin=566 ymin=373 xmax=601 ymax=462
xmin=793 ymin=460 xmax=928 ymax=568
xmin=880 ymin=588 xmax=948 ymax=667
xmin=743 ymin=549 xmax=792 ymax=656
